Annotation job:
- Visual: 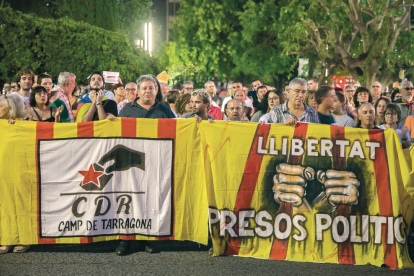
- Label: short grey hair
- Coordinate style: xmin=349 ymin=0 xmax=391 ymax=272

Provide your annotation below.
xmin=184 ymin=80 xmax=194 ymax=86
xmin=372 ymin=81 xmax=382 ymax=89
xmin=358 ymin=102 xmax=375 ymax=114
xmin=0 ymin=94 xmax=26 ymax=119
xmin=400 ymin=81 xmax=412 ymax=88
xmin=125 ymin=82 xmax=137 ymax=87
xmin=289 ymin=78 xmax=308 ymax=92
xmin=191 ymin=89 xmax=211 ymax=105
xmin=57 ymin=72 xmax=76 ymax=86
xmin=136 ymin=75 xmax=156 ymax=90
xmin=345 ymin=85 xmax=355 ymax=90
xmin=204 ymin=80 xmax=215 ymax=89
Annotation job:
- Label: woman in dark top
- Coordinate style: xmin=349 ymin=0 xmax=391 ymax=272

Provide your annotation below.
xmin=28 ymin=86 xmax=63 ymax=122
xmin=351 ymin=87 xmax=373 ymax=126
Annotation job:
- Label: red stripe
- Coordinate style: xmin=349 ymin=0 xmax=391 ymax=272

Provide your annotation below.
xmin=369 ymin=129 xmax=398 ymax=269
xmin=119 ymin=118 xmax=137 ymax=241
xmin=121 ymin=118 xmax=137 ymax=137
xmin=36 ymin=123 xmax=56 ymax=244
xmin=331 ymin=125 xmax=355 ymax=264
xmin=156 ymin=119 xmax=177 ymax=240
xmin=77 ymin=122 xmax=94 ymax=243
xmin=77 ymin=122 xmax=94 ymax=138
xmin=223 ymin=124 xmax=271 ymax=255
xmin=269 ymin=123 xmax=308 ymax=260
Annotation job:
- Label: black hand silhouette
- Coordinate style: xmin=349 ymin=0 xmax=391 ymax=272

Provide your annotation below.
xmin=98 ymin=145 xmax=145 ymax=174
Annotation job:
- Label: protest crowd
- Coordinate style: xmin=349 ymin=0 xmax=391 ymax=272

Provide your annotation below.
xmin=0 ymin=68 xmax=413 ymax=256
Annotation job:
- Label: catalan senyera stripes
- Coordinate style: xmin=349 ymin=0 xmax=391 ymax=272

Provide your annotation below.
xmin=0 ymin=119 xmax=413 ymax=269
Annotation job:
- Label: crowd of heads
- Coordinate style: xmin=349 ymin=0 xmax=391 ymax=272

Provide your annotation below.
xmin=1 ymin=69 xmax=413 ymax=148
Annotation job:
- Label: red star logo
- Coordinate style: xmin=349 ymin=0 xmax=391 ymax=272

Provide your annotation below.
xmin=78 ymin=165 xmax=104 ymax=187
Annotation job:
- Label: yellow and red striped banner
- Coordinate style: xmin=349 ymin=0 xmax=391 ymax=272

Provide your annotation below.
xmin=200 ymin=122 xmax=414 ymax=269
xmin=0 ymin=119 xmax=208 ymax=246
xmin=1 ymin=119 xmax=414 ymax=269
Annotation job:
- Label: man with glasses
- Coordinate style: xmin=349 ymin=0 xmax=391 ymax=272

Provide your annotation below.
xmin=371 ymin=81 xmax=382 ymax=102
xmin=268 ymin=78 xmax=320 ymax=125
xmin=394 ymin=80 xmax=414 ymax=124
xmin=51 ymin=72 xmax=77 ymax=122
xmin=225 ymin=99 xmax=245 ymax=121
xmin=184 ymin=80 xmax=194 ymax=94
xmin=344 ymin=85 xmax=355 ymax=108
xmin=117 ymin=82 xmax=138 ymax=113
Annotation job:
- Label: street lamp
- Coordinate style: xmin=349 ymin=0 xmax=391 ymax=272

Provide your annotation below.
xmin=144 ymin=23 xmax=153 ymax=56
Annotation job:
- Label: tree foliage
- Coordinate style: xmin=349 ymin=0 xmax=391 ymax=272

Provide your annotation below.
xmin=162 ymin=0 xmax=297 ymax=85
xmin=4 ymin=0 xmax=118 ymax=31
xmin=278 ymin=0 xmax=414 ymax=86
xmin=166 ymin=0 xmax=413 ymax=87
xmin=0 ymin=7 xmax=159 ymax=83
xmin=4 ymin=0 xmax=153 ymax=45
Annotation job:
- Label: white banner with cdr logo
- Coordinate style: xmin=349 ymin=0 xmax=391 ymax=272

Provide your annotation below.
xmin=38 ymin=138 xmax=173 ymax=238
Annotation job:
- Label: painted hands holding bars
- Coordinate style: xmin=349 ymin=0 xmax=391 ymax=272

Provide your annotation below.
xmin=273 ymin=164 xmax=360 ymax=211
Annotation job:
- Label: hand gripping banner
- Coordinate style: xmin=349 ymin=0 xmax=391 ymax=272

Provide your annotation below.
xmin=0 ymin=119 xmax=208 ymax=245
xmin=199 ymin=122 xmax=414 ymax=269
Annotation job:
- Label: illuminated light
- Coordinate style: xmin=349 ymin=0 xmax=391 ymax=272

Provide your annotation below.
xmin=332 ymin=75 xmax=337 ymax=80
xmin=145 ymin=23 xmax=148 ymax=51
xmin=149 ymin=23 xmax=152 ymax=56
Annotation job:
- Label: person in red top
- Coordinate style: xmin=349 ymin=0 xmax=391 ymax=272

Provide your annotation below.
xmin=208 ymin=97 xmax=222 ymax=120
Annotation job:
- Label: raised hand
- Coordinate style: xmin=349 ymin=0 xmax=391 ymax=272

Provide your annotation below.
xmin=96 ymin=90 xmax=104 ymax=104
xmin=55 ymin=106 xmax=64 ymax=122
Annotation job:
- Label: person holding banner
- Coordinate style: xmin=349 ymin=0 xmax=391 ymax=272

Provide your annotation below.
xmin=224 ymin=99 xmax=245 ymax=122
xmin=268 ymin=78 xmax=319 ymax=125
xmin=181 ymin=89 xmax=214 ymax=122
xmin=118 ymin=75 xmax=175 ymax=119
xmin=251 ymin=90 xmax=284 ymax=123
xmin=0 ymin=93 xmax=26 ymax=124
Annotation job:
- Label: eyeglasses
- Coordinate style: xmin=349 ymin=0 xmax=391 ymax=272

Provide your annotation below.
xmin=403 ymin=87 xmax=414 ymax=91
xmin=345 ymin=90 xmax=355 ymax=93
xmin=227 ymin=107 xmax=242 ymax=112
xmin=268 ymin=97 xmax=279 ymax=101
xmin=126 ymin=88 xmax=137 ymax=93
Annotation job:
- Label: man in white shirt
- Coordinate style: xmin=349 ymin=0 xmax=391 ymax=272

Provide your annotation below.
xmin=12 ymin=69 xmax=34 ymax=104
xmin=117 ymin=82 xmax=138 ymax=113
xmin=221 ymin=80 xmax=253 ymax=112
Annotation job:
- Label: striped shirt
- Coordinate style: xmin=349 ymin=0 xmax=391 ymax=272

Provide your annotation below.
xmin=268 ymin=101 xmax=320 ymax=124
